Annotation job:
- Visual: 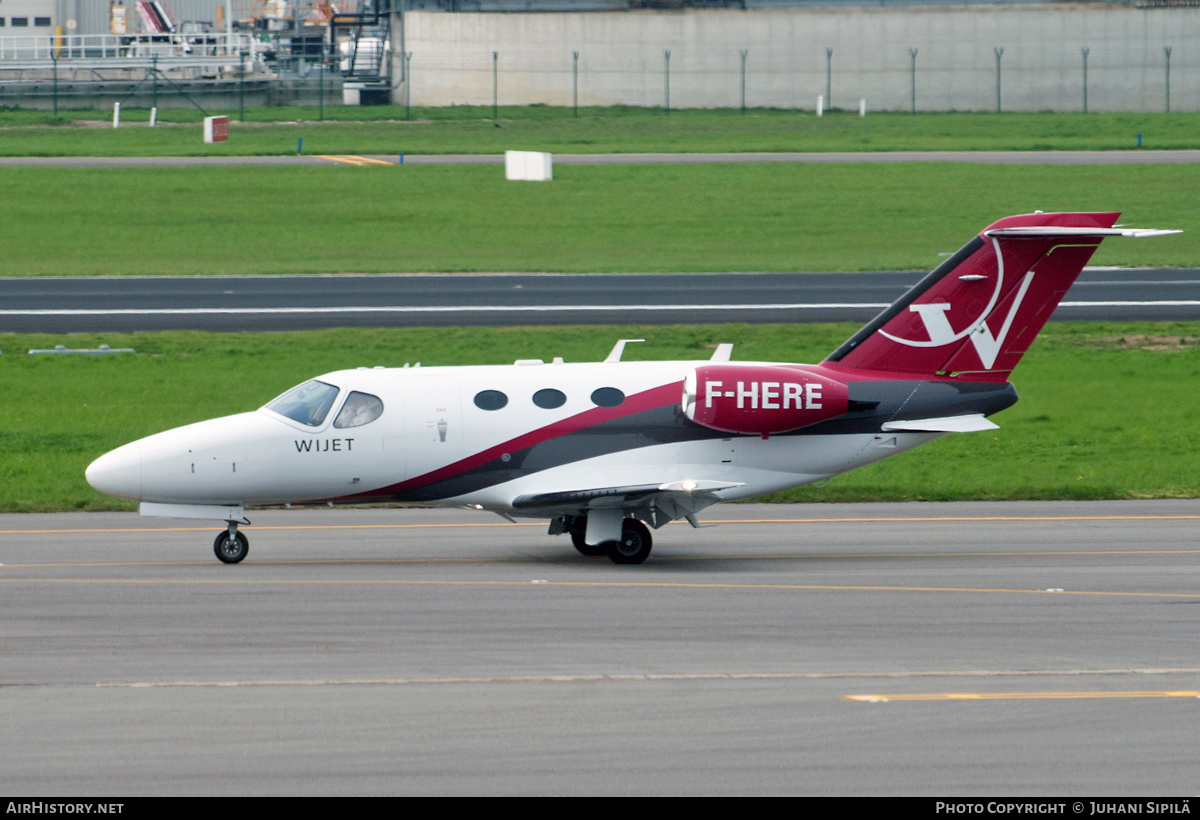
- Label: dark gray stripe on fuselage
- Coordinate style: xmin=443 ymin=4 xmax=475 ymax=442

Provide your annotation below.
xmin=361 ymin=378 xmax=1017 ymax=504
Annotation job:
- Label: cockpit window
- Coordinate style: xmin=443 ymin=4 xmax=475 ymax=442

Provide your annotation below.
xmin=334 ymin=391 xmax=384 ymax=429
xmin=265 ymin=380 xmax=340 ymax=427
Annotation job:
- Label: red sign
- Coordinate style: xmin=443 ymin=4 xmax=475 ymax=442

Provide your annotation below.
xmin=204 ymin=116 xmax=229 ymax=144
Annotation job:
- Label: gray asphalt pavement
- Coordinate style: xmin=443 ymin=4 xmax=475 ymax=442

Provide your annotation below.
xmin=3 ymin=268 xmax=1198 ymax=332
xmin=4 ymin=500 xmax=1200 ymax=795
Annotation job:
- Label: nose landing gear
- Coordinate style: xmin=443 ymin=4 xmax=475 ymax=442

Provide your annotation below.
xmin=214 ymin=521 xmax=249 ymax=564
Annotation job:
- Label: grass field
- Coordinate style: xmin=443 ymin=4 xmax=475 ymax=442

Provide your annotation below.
xmin=2 ymin=322 xmax=1198 ymax=512
xmin=2 ymin=106 xmax=1195 ymax=509
xmin=0 ymin=163 xmax=1194 ymax=275
xmin=1 ymin=107 xmax=1199 ymax=156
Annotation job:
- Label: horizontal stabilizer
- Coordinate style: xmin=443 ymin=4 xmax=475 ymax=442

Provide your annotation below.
xmin=881 ymin=414 xmax=999 ymax=433
xmin=985 ymin=226 xmax=1180 ymax=239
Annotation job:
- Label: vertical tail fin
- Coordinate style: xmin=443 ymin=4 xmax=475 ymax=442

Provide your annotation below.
xmin=823 ymin=212 xmax=1176 ymax=381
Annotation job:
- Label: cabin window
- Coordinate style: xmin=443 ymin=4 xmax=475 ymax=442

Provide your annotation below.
xmin=473 ymin=390 xmax=508 ymax=411
xmin=532 ymin=388 xmax=567 ymax=409
xmin=265 ymin=379 xmax=340 ymax=427
xmin=333 ymin=391 xmax=384 ymax=429
xmin=590 ymin=387 xmax=625 ymax=408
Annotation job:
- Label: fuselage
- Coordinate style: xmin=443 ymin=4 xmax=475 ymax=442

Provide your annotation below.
xmin=86 ymin=358 xmax=1017 ymax=515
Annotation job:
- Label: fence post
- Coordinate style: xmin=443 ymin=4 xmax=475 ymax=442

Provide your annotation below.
xmin=994 ymin=47 xmax=1004 ymax=113
xmin=739 ymin=48 xmax=748 ymax=113
xmin=406 ymin=52 xmax=413 ymax=120
xmin=573 ymin=51 xmax=579 ymax=117
xmin=825 ymin=48 xmax=832 ymax=110
xmin=51 ymin=42 xmax=58 ymax=114
xmin=664 ymin=50 xmax=670 ymax=115
xmin=1081 ymin=47 xmax=1089 ymax=113
xmin=492 ymin=51 xmax=498 ymax=121
xmin=239 ymin=52 xmax=245 ymax=121
xmin=1165 ymin=46 xmax=1172 ymax=113
xmin=909 ymin=48 xmax=917 ymax=114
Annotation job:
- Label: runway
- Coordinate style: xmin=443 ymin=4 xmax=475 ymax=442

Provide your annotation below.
xmin=4 ymin=500 xmax=1200 ymax=794
xmin=3 ymin=267 xmax=1199 ymax=332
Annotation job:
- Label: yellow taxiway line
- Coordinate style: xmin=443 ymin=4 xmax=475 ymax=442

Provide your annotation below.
xmin=317 ymin=154 xmax=394 ymax=166
xmin=3 ymin=513 xmax=1199 ymax=537
xmin=845 ymin=690 xmax=1200 ymax=702
xmin=4 ymin=578 xmax=1200 ymax=603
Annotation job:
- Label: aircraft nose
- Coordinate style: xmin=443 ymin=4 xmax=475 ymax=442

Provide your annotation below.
xmin=86 ymin=442 xmax=143 ymax=500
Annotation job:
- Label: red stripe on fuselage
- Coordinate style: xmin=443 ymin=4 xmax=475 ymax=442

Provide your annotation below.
xmin=340 ymin=381 xmax=685 ymax=501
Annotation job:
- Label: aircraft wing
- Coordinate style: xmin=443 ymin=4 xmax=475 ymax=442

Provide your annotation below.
xmin=881 ymin=413 xmax=999 ymax=433
xmin=511 ymin=479 xmax=743 ymax=527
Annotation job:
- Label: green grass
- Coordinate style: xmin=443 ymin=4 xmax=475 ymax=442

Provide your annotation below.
xmin=2 ymin=322 xmax=1198 ymax=512
xmin=1 ymin=108 xmax=1198 ymax=156
xmin=0 ymin=163 xmax=1195 ymax=276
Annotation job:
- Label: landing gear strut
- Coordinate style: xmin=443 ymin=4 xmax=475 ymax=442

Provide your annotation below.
xmin=214 ymin=521 xmax=249 ymax=564
xmin=568 ymin=516 xmax=607 ymax=557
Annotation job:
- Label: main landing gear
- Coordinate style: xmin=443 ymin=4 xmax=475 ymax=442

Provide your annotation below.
xmin=214 ymin=521 xmax=249 ymax=564
xmin=568 ymin=516 xmax=653 ymax=565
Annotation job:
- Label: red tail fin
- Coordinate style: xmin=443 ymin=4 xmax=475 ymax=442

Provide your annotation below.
xmin=824 ymin=212 xmax=1143 ymax=381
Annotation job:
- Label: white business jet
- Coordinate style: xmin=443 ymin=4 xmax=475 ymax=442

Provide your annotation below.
xmin=86 ymin=212 xmax=1177 ymax=565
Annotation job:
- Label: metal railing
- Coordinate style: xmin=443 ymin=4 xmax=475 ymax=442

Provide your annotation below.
xmin=0 ymin=33 xmax=258 ymax=72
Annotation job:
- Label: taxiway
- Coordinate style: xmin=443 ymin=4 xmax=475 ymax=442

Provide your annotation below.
xmin=3 ymin=500 xmax=1199 ymax=794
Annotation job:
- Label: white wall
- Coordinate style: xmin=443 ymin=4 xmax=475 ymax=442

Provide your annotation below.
xmin=398 ymin=6 xmax=1198 ymax=112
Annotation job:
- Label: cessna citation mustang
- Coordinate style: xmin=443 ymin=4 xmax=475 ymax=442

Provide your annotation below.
xmin=87 ymin=212 xmax=1177 ymax=565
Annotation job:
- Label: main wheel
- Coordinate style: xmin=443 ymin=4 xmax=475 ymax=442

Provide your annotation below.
xmin=214 ymin=530 xmax=249 ymax=564
xmin=607 ymin=519 xmax=652 ymax=565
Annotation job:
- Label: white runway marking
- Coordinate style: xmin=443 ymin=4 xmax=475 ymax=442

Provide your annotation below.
xmin=2 ymin=301 xmax=1198 ymax=317
xmin=76 ymin=666 xmax=1200 ymax=690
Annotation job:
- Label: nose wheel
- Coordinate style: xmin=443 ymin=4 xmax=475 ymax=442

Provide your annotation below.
xmin=214 ymin=523 xmax=249 ymax=564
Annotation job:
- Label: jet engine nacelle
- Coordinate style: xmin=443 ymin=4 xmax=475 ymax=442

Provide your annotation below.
xmin=682 ymin=365 xmax=850 ymax=436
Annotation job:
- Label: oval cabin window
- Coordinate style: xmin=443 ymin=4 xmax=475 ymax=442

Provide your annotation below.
xmin=590 ymin=387 xmax=625 ymax=408
xmin=532 ymin=388 xmax=567 ymax=409
xmin=474 ymin=390 xmax=509 ymax=411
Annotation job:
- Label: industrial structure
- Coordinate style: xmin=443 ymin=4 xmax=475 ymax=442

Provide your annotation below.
xmin=0 ymin=1 xmax=1195 ymax=112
